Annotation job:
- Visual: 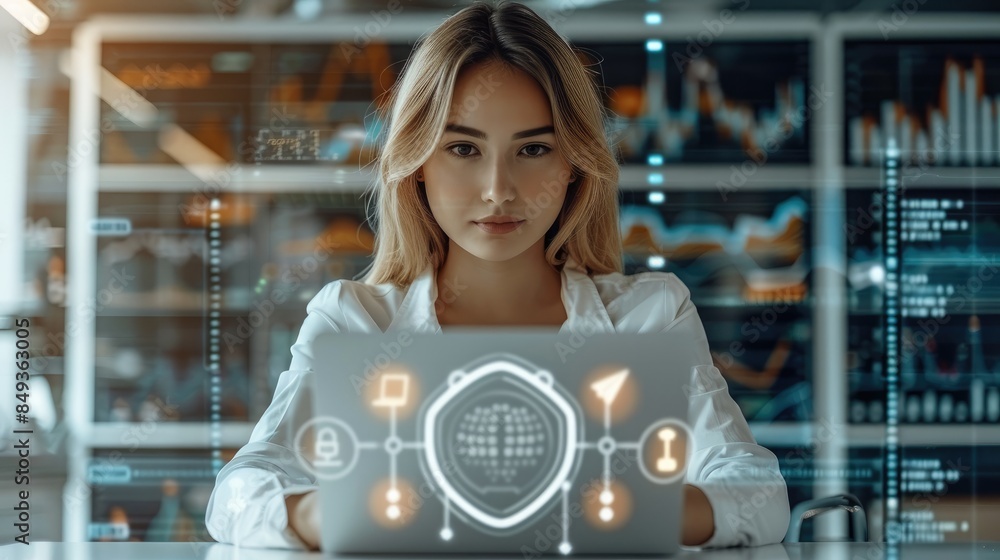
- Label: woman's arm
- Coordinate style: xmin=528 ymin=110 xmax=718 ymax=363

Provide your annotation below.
xmin=206 ymin=284 xmax=345 ymax=549
xmin=204 ymin=463 xmax=317 ymax=549
xmin=662 ymin=277 xmax=791 ymax=547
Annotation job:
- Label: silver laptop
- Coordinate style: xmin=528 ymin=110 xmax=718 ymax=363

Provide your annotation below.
xmin=308 ymin=329 xmax=699 ymax=555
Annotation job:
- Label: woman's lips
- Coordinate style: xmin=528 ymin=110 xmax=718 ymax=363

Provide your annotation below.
xmin=474 ymin=220 xmax=525 ymax=234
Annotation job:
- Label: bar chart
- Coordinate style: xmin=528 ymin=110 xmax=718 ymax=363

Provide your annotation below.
xmin=845 ymin=41 xmax=1000 ymax=167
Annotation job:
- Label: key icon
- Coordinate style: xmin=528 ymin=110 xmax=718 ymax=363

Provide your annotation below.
xmin=656 ymin=427 xmax=677 ymax=473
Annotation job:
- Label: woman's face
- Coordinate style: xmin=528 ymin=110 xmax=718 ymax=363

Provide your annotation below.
xmin=419 ymin=61 xmax=575 ymax=263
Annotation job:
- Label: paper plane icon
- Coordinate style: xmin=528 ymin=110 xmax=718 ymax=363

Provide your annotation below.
xmin=591 ymin=368 xmax=630 ymax=405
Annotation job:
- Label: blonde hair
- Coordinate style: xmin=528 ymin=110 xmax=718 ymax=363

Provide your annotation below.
xmin=361 ymin=0 xmax=622 ymax=287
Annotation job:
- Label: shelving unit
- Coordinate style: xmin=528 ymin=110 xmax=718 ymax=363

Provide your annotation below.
xmin=98 ymin=164 xmax=376 ymax=192
xmin=84 ymin=423 xmax=254 ymax=449
xmin=64 ymin=11 xmax=1000 ymax=543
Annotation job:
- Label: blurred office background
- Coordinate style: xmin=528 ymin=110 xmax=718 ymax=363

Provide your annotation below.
xmin=1 ymin=0 xmax=999 ymax=546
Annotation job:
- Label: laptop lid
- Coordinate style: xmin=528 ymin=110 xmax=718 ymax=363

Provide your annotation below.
xmin=308 ymin=329 xmax=697 ymax=555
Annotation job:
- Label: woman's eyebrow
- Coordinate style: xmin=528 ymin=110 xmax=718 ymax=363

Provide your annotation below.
xmin=444 ymin=124 xmax=554 ymax=140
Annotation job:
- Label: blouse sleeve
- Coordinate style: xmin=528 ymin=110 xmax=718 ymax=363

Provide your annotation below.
xmin=663 ymin=277 xmax=791 ymax=548
xmin=205 ymin=285 xmax=342 ymax=549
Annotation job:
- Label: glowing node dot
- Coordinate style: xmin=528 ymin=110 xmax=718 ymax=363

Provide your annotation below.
xmin=559 ymin=542 xmax=572 ymax=555
xmin=599 ymin=507 xmax=614 ymax=522
xmin=440 ymin=528 xmax=454 ymax=541
xmin=600 ymin=490 xmax=614 ymax=505
xmin=386 ymin=488 xmax=400 ymax=503
xmin=386 ymin=505 xmax=400 ymax=519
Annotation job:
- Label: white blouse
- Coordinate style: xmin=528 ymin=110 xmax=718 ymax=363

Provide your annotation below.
xmin=205 ymin=256 xmax=790 ymax=549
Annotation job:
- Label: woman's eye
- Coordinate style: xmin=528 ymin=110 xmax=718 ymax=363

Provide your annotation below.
xmin=521 ymin=144 xmax=551 ymax=158
xmin=448 ymin=144 xmax=477 ymax=158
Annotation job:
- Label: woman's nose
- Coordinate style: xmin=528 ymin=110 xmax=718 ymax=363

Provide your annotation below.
xmin=482 ymin=159 xmax=517 ymax=204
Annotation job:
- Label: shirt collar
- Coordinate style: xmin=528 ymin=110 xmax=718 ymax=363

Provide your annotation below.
xmin=385 ymin=255 xmax=615 ymax=334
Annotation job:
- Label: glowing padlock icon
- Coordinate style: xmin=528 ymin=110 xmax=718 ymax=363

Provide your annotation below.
xmin=295 ymin=416 xmax=360 ymax=481
xmin=315 ymin=426 xmax=343 ymax=468
xmin=656 ymin=427 xmax=677 ymax=473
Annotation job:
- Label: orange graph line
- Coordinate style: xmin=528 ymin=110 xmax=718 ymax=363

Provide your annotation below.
xmin=711 ymin=339 xmax=793 ymax=390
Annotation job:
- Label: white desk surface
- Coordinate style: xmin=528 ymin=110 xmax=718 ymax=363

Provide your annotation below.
xmin=3 ymin=542 xmax=1000 ymax=559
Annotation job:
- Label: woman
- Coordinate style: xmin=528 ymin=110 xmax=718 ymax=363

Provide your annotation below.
xmin=205 ymin=0 xmax=789 ymax=550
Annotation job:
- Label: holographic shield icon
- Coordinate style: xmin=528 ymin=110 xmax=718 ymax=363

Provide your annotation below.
xmin=420 ymin=353 xmax=582 ymax=533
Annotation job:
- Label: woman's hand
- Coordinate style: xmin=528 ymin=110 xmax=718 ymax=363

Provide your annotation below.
xmin=285 ymin=490 xmax=321 ymax=550
xmin=682 ymin=484 xmax=716 ymax=546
